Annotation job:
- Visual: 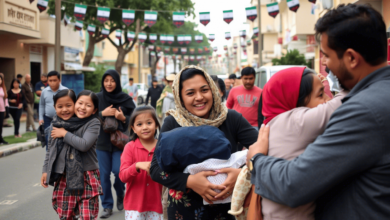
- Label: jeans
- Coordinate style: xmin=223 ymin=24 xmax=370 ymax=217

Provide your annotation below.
xmin=96 ymin=149 xmax=125 ymax=209
xmin=9 ymin=108 xmax=22 ymax=135
xmin=43 ymin=115 xmax=53 ymax=151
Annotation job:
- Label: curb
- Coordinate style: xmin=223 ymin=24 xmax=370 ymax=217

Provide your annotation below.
xmin=0 ymin=140 xmax=42 ymax=158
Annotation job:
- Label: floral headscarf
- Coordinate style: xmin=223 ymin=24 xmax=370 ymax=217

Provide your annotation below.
xmin=167 ymin=65 xmax=228 ymax=127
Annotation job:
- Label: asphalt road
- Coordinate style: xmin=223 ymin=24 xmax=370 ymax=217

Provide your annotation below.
xmin=0 ymin=147 xmax=125 ymax=220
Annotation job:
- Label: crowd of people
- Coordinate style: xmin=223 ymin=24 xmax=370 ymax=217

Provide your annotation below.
xmin=33 ymin=4 xmax=390 ymax=220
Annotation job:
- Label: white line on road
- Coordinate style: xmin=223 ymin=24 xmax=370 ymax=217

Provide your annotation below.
xmin=0 ymin=200 xmax=18 ymax=205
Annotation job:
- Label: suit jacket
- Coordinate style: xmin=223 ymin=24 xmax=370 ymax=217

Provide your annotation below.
xmin=22 ymin=82 xmax=34 ymax=104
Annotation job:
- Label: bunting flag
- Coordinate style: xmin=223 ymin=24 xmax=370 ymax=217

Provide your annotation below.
xmin=172 ymin=54 xmax=176 ymax=59
xmin=75 ymin=20 xmax=83 ymax=31
xmin=97 ymin=7 xmax=110 ymax=24
xmin=116 ymin=30 xmax=122 ymax=39
xmin=224 ymin=45 xmax=228 ymax=51
xmin=148 ymin=45 xmax=155 ymax=51
xmin=127 ymin=31 xmax=135 ymax=41
xmin=102 ymin=28 xmax=110 ymax=38
xmin=240 ymin=30 xmax=246 ymax=38
xmin=63 ymin=14 xmax=71 ymax=26
xmin=177 ymin=55 xmax=182 ymax=60
xmin=252 ymin=36 xmax=258 ymax=44
xmin=189 ymin=48 xmax=195 ymax=54
xmin=208 ymin=34 xmax=215 ymax=42
xmin=167 ymin=35 xmax=175 ymax=45
xmin=177 ymin=35 xmax=184 ymax=45
xmin=149 ymin=34 xmax=157 ymax=43
xmin=225 ymin=32 xmax=231 ymax=40
xmin=184 ymin=35 xmax=192 ymax=45
xmin=223 ymin=10 xmax=233 ymax=24
xmin=247 ymin=40 xmax=252 ymax=46
xmin=213 ymin=47 xmax=218 ymax=52
xmin=172 ymin=48 xmax=179 ymax=53
xmin=199 ymin=12 xmax=210 ymax=26
xmin=266 ymin=2 xmax=279 ymax=18
xmin=29 ymin=0 xmax=34 ymax=3
xmin=87 ymin=24 xmax=96 ymax=35
xmin=253 ymin=27 xmax=259 ymax=37
xmin=144 ymin=11 xmax=158 ymax=27
xmin=190 ymin=56 xmax=195 ymax=61
xmin=157 ymin=52 xmax=162 ymax=58
xmin=150 ymin=51 xmax=156 ymax=57
xmin=233 ymin=51 xmax=237 ymax=55
xmin=181 ymin=47 xmax=187 ymax=54
xmin=234 ymin=43 xmax=238 ymax=49
xmin=209 ymin=56 xmax=212 ymax=60
xmin=74 ymin=4 xmax=87 ymax=20
xmin=245 ymin=6 xmax=257 ymax=21
xmin=197 ymin=56 xmax=202 ymax=61
xmin=309 ymin=0 xmax=316 ymax=3
xmin=138 ymin=33 xmax=147 ymax=43
xmin=173 ymin=12 xmax=185 ymax=28
xmin=156 ymin=46 xmax=162 ymax=52
xmin=184 ymin=56 xmax=189 ymax=61
xmin=204 ymin=46 xmax=210 ymax=53
xmin=287 ymin=0 xmax=300 ymax=12
xmin=37 ymin=0 xmax=48 ymax=13
xmin=160 ymin=35 xmax=167 ymax=44
xmin=195 ymin=34 xmax=203 ymax=43
xmin=198 ymin=48 xmax=203 ymax=54
xmin=122 ymin=10 xmax=135 ymax=26
xmin=241 ymin=41 xmax=246 ymax=48
xmin=164 ymin=47 xmax=170 ymax=53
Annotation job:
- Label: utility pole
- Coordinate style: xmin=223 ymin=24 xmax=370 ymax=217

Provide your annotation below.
xmin=136 ymin=19 xmax=141 ymax=83
xmin=54 ymin=0 xmax=61 ymax=72
xmin=257 ymin=0 xmax=263 ymax=69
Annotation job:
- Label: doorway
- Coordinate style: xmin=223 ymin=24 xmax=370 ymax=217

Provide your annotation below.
xmin=0 ymin=58 xmax=15 ymax=90
xmin=30 ymin=62 xmax=41 ymax=87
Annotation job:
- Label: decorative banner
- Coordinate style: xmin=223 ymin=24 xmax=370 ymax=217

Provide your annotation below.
xmin=102 ymin=28 xmax=110 ymax=38
xmin=177 ymin=35 xmax=184 ymax=45
xmin=63 ymin=14 xmax=71 ymax=26
xmin=199 ymin=12 xmax=210 ymax=26
xmin=287 ymin=0 xmax=300 ymax=12
xmin=164 ymin=47 xmax=170 ymax=53
xmin=138 ymin=33 xmax=147 ymax=43
xmin=241 ymin=41 xmax=246 ymax=48
xmin=127 ymin=31 xmax=135 ymax=41
xmin=148 ymin=45 xmax=155 ymax=51
xmin=30 ymin=0 xmax=34 ymax=3
xmin=208 ymin=34 xmax=215 ymax=42
xmin=116 ymin=30 xmax=122 ymax=40
xmin=204 ymin=46 xmax=210 ymax=53
xmin=74 ymin=4 xmax=87 ymax=20
xmin=173 ymin=12 xmax=185 ymax=28
xmin=198 ymin=48 xmax=203 ymax=53
xmin=75 ymin=20 xmax=83 ymax=31
xmin=309 ymin=0 xmax=316 ymax=3
xmin=234 ymin=43 xmax=238 ymax=49
xmin=209 ymin=56 xmax=212 ymax=60
xmin=195 ymin=34 xmax=203 ymax=43
xmin=123 ymin=9 xmax=135 ymax=26
xmin=189 ymin=48 xmax=195 ymax=54
xmin=97 ymin=7 xmax=110 ymax=24
xmin=233 ymin=51 xmax=237 ymax=55
xmin=87 ymin=24 xmax=96 ymax=35
xmin=160 ymin=34 xmax=167 ymax=44
xmin=157 ymin=52 xmax=162 ymax=58
xmin=172 ymin=54 xmax=176 ymax=59
xmin=184 ymin=35 xmax=192 ymax=45
xmin=253 ymin=27 xmax=259 ymax=37
xmin=149 ymin=34 xmax=157 ymax=43
xmin=184 ymin=55 xmax=189 ymax=61
xmin=245 ymin=6 xmax=257 ymax=21
xmin=144 ymin=11 xmax=158 ymax=27
xmin=225 ymin=32 xmax=231 ymax=40
xmin=240 ymin=30 xmax=246 ymax=38
xmin=172 ymin=47 xmax=179 ymax=53
xmin=223 ymin=10 xmax=233 ymax=24
xmin=177 ymin=55 xmax=182 ymax=60
xmin=190 ymin=56 xmax=195 ymax=61
xmin=167 ymin=35 xmax=175 ymax=45
xmin=266 ymin=2 xmax=280 ymax=18
xmin=37 ymin=0 xmax=48 ymax=13
xmin=247 ymin=40 xmax=252 ymax=46
xmin=150 ymin=51 xmax=156 ymax=57
xmin=197 ymin=56 xmax=202 ymax=61
xmin=252 ymin=36 xmax=258 ymax=44
xmin=225 ymin=53 xmax=229 ymax=57
xmin=213 ymin=47 xmax=218 ymax=52
xmin=156 ymin=46 xmax=162 ymax=52
xmin=181 ymin=47 xmax=187 ymax=54
xmin=224 ymin=45 xmax=228 ymax=51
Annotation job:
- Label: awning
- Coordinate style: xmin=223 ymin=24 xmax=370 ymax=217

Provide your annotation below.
xmin=64 ymin=62 xmax=96 ymax=72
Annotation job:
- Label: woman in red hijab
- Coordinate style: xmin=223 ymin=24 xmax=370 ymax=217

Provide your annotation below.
xmin=255 ymin=67 xmax=347 ymax=220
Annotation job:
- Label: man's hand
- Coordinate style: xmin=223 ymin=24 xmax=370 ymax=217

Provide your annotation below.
xmin=246 ymin=124 xmax=270 ymax=167
xmin=39 ymin=120 xmax=44 ymax=125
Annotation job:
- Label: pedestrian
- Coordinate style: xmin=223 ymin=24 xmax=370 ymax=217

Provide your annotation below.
xmin=224 ymin=78 xmax=232 ymax=98
xmin=228 ymin=73 xmax=236 ymax=88
xmin=119 ymin=106 xmax=163 ymax=220
xmin=248 ymin=4 xmax=390 ymax=219
xmin=22 ymin=74 xmax=36 ymax=132
xmin=145 ymin=79 xmax=163 ymax=109
xmin=39 ymin=71 xmax=67 ymax=150
xmin=150 ymin=66 xmax=258 ymax=220
xmin=17 ymin=74 xmax=23 ymax=89
xmin=41 ymin=89 xmax=103 ymax=220
xmin=156 ymin=74 xmax=175 ymax=122
xmin=227 ymin=67 xmax=262 ymax=129
xmin=35 ymin=73 xmax=49 ymax=122
xmin=124 ymin=78 xmax=138 ymax=105
xmin=0 ymin=73 xmax=9 ymax=144
xmin=211 ymin=76 xmax=227 ymax=104
xmin=8 ymin=79 xmax=24 ymax=138
xmin=96 ymin=70 xmax=135 ymax=219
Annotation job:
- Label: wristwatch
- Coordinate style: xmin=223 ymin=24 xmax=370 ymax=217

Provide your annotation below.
xmin=249 ymin=153 xmax=263 ymax=172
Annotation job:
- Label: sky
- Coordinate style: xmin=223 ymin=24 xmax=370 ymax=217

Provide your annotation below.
xmin=186 ymin=0 xmax=254 ymax=55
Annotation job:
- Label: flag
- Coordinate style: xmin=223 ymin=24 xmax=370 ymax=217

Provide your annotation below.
xmin=74 ymin=4 xmax=87 ymax=20
xmin=266 ymin=2 xmax=279 ymax=18
xmin=224 ymin=45 xmax=228 ymax=51
xmin=253 ymin=27 xmax=259 ymax=37
xmin=245 ymin=6 xmax=257 ymax=21
xmin=247 ymin=40 xmax=252 ymax=46
xmin=75 ymin=20 xmax=83 ymax=31
xmin=151 ymin=51 xmax=156 ymax=57
xmin=123 ymin=9 xmax=135 ymax=26
xmin=138 ymin=33 xmax=147 ymax=43
xmin=102 ymin=28 xmax=110 ymax=38
xmin=287 ymin=0 xmax=300 ymax=12
xmin=167 ymin=35 xmax=175 ymax=45
xmin=311 ymin=3 xmax=317 ymax=14
xmin=199 ymin=12 xmax=210 ymax=26
xmin=149 ymin=34 xmax=157 ymax=43
xmin=173 ymin=48 xmax=179 ymax=53
xmin=116 ymin=30 xmax=122 ymax=40
xmin=63 ymin=14 xmax=71 ymax=26
xmin=164 ymin=47 xmax=170 ymax=53
xmin=225 ymin=32 xmax=231 ymax=40
xmin=181 ymin=47 xmax=187 ymax=54
xmin=204 ymin=46 xmax=209 ymax=53
xmin=241 ymin=41 xmax=246 ymax=48
xmin=160 ymin=35 xmax=167 ymax=44
xmin=144 ymin=11 xmax=158 ymax=27
xmin=208 ymin=34 xmax=215 ymax=42
xmin=148 ymin=45 xmax=155 ymax=51
xmin=37 ymin=0 xmax=48 ymax=13
xmin=198 ymin=48 xmax=203 ymax=54
xmin=97 ymin=7 xmax=110 ymax=24
xmin=173 ymin=12 xmax=185 ymax=28
xmin=195 ymin=34 xmax=203 ymax=43
xmin=172 ymin=54 xmax=176 ymax=59
xmin=208 ymin=56 xmax=212 ymax=60
xmin=233 ymin=51 xmax=237 ymax=55
xmin=184 ymin=56 xmax=189 ymax=61
xmin=156 ymin=46 xmax=162 ymax=52
xmin=213 ymin=47 xmax=218 ymax=52
xmin=234 ymin=43 xmax=238 ymax=49
xmin=240 ymin=30 xmax=246 ymax=38
xmin=184 ymin=35 xmax=192 ymax=45
xmin=223 ymin=10 xmax=233 ymax=24
xmin=177 ymin=55 xmax=182 ymax=60
xmin=197 ymin=56 xmax=202 ymax=61
xmin=177 ymin=35 xmax=184 ymax=45
xmin=157 ymin=52 xmax=162 ymax=58
xmin=87 ymin=24 xmax=96 ymax=35
xmin=190 ymin=56 xmax=195 ymax=61
xmin=309 ymin=0 xmax=316 ymax=4
xmin=189 ymin=48 xmax=195 ymax=54
xmin=127 ymin=31 xmax=135 ymax=41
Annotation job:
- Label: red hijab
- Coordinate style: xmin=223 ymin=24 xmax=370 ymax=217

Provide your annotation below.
xmin=262 ymin=67 xmax=305 ymax=125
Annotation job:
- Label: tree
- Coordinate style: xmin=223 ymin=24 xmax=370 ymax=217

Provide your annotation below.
xmin=271 ymin=49 xmax=309 ymax=66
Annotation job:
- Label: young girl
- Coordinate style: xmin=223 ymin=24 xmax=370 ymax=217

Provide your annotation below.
xmin=41 ymin=89 xmax=102 ymax=220
xmin=119 ymin=106 xmax=163 ymax=220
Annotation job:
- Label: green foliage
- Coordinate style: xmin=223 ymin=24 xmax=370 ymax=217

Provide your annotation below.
xmin=83 ymin=64 xmax=106 ymax=92
xmin=271 ymin=49 xmax=309 ymax=67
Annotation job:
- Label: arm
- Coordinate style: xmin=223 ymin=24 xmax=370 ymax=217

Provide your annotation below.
xmin=226 ymin=90 xmax=234 ymax=109
xmin=42 ymin=127 xmax=53 ymax=173
xmin=233 ymin=111 xmax=259 ymax=147
xmin=39 ymin=91 xmax=45 ymax=121
xmin=119 ymin=143 xmax=138 ymax=183
xmin=63 ymin=120 xmax=100 ymax=152
xmin=251 ymin=102 xmax=383 ymax=207
xmin=145 ymin=88 xmax=151 ymax=105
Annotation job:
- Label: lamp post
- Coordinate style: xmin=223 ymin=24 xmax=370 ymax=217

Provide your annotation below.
xmin=55 ymin=0 xmax=61 ymax=72
xmin=257 ymin=0 xmax=263 ymax=69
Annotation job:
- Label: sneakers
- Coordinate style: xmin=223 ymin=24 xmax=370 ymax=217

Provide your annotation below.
xmin=117 ymin=196 xmax=124 ymax=211
xmin=99 ymin=208 xmax=113 ymax=219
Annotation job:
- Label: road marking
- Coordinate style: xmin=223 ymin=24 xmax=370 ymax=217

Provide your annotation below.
xmin=33 ymin=183 xmax=40 ymax=187
xmin=0 ymin=200 xmax=18 ymax=205
xmin=6 ymin=194 xmax=17 ymax=198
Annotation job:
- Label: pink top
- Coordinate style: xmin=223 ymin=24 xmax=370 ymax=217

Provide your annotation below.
xmin=0 ymin=88 xmax=9 ymax=112
xmin=226 ymin=85 xmax=262 ymax=127
xmin=119 ymin=139 xmax=162 ymax=213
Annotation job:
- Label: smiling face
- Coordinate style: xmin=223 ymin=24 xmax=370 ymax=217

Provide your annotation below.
xmin=54 ymin=96 xmax=75 ymax=120
xmin=75 ymin=95 xmax=97 ymax=119
xmin=305 ymin=74 xmax=331 ymax=108
xmin=104 ymin=75 xmax=116 ymax=93
xmin=180 ymin=74 xmax=213 ymax=119
xmin=131 ymin=112 xmax=157 ymax=141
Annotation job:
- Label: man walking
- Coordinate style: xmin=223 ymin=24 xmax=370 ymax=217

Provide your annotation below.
xmin=35 ymin=73 xmax=48 ymax=121
xmin=22 ymin=74 xmax=36 ymax=132
xmin=145 ymin=79 xmax=163 ymax=109
xmin=124 ymin=78 xmax=138 ymax=104
xmin=227 ymin=67 xmax=262 ymax=128
xmin=224 ymin=78 xmax=232 ymax=99
xmin=17 ymin=74 xmax=23 ymax=88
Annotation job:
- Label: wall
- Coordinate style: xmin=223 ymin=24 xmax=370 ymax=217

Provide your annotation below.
xmin=0 ymin=36 xmax=30 ymax=81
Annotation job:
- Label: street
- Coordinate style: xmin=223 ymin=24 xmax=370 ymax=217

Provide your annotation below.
xmin=0 ymin=147 xmax=124 ymax=220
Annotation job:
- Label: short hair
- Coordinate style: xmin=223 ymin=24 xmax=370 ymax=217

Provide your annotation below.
xmin=41 ymin=73 xmax=48 ymax=77
xmin=10 ymin=79 xmax=20 ymax=89
xmin=53 ymin=89 xmax=76 ymax=106
xmin=17 ymin=74 xmax=23 ymax=78
xmin=47 ymin=71 xmax=60 ymax=80
xmin=241 ymin=67 xmax=256 ymax=77
xmin=229 ymin=74 xmax=237 ymax=80
xmin=315 ymin=4 xmax=387 ymax=66
xmin=129 ymin=78 xmax=134 ymax=81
